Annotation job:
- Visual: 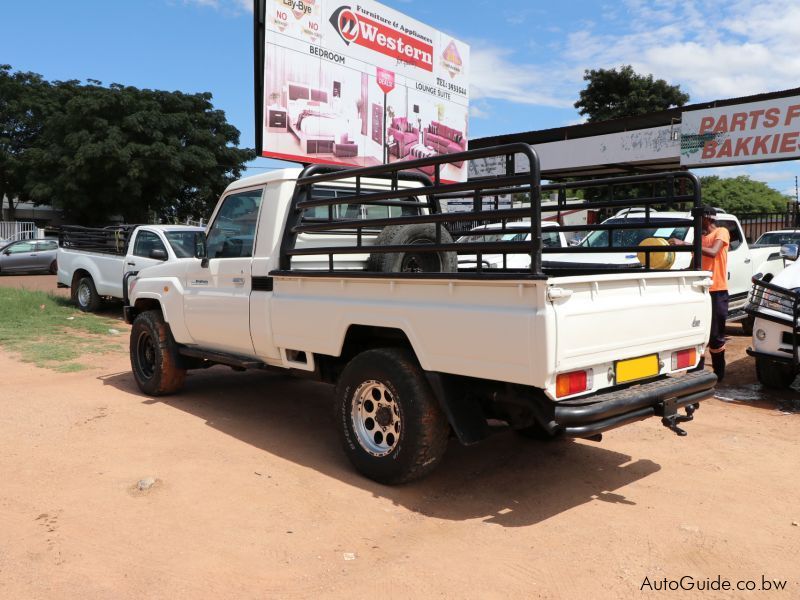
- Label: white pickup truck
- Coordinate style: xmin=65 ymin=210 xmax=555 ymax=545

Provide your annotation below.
xmin=57 ymin=225 xmax=204 ymax=312
xmin=549 ymin=209 xmax=784 ymax=333
xmin=746 ymin=244 xmax=800 ymax=388
xmin=123 ymin=145 xmax=717 ymax=484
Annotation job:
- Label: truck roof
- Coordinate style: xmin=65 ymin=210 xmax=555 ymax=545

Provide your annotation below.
xmin=225 ymin=168 xmax=303 ymax=193
xmin=142 ymin=225 xmax=206 ymax=232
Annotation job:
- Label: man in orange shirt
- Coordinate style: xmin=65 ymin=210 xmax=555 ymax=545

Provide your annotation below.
xmin=671 ymin=206 xmax=729 ymax=381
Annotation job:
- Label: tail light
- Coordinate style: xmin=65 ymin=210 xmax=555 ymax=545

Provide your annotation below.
xmin=671 ymin=348 xmax=697 ymax=370
xmin=556 ymin=370 xmax=593 ymax=398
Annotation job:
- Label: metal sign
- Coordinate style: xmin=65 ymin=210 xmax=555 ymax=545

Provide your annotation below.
xmin=255 ymin=0 xmax=470 ymax=182
xmin=681 ymin=96 xmax=800 ymax=166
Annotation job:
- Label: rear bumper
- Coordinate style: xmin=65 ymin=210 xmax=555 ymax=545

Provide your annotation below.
xmin=551 ymin=371 xmax=717 ymax=438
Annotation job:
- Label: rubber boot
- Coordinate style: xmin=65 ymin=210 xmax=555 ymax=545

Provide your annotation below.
xmin=711 ymin=351 xmax=725 ymax=383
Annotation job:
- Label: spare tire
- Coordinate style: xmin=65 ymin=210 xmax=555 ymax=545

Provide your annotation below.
xmin=367 ymin=224 xmax=457 ymax=273
xmin=637 ymin=237 xmax=676 ymax=270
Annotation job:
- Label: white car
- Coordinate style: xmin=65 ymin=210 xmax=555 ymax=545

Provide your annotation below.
xmin=752 ymin=229 xmax=800 ymax=248
xmin=457 ymin=220 xmax=567 ymax=269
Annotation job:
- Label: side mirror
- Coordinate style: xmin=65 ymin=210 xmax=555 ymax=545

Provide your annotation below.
xmin=780 ymin=243 xmax=799 ymax=261
xmin=194 ymin=232 xmax=208 ymax=260
xmin=149 ymin=248 xmax=168 ymax=261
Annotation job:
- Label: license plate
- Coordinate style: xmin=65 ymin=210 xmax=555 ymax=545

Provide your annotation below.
xmin=616 ymin=354 xmax=659 ymax=384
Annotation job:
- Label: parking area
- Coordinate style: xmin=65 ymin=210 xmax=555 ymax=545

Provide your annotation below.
xmin=0 ymin=275 xmax=798 ymax=598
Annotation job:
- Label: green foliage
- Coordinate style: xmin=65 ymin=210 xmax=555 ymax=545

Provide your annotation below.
xmin=699 ymin=175 xmax=792 ymax=214
xmin=1 ymin=65 xmax=255 ymax=225
xmin=575 ymin=65 xmax=690 ymax=122
xmin=0 ymin=287 xmax=123 ymax=371
xmin=0 ymin=65 xmax=53 ymax=218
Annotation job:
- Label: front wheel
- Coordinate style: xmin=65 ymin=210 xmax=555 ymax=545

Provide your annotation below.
xmin=755 ymin=357 xmax=796 ymax=389
xmin=336 ymin=348 xmax=450 ymax=484
xmin=130 ymin=310 xmax=186 ymax=396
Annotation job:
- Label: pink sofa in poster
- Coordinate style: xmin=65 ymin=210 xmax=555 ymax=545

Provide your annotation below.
xmin=423 ymin=121 xmax=467 ymax=167
xmin=388 ymin=117 xmax=420 ymax=159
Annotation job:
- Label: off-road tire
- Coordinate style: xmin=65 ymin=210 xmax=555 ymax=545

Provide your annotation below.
xmin=49 ymin=260 xmax=58 ymax=275
xmin=755 ymin=357 xmax=796 ymax=389
xmin=367 ymin=224 xmax=457 ymax=274
xmin=336 ymin=348 xmax=450 ymax=484
xmin=130 ymin=310 xmax=186 ymax=396
xmin=73 ymin=276 xmax=101 ymax=312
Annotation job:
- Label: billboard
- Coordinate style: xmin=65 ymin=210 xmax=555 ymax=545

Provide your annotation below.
xmin=256 ymin=0 xmax=470 ymax=182
xmin=681 ymin=96 xmax=800 ymax=167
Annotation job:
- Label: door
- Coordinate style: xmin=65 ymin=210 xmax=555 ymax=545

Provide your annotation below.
xmin=33 ymin=240 xmax=58 ymax=271
xmin=128 ymin=230 xmax=168 ymax=273
xmin=183 ymin=188 xmax=264 ymax=355
xmin=0 ymin=240 xmax=38 ymax=272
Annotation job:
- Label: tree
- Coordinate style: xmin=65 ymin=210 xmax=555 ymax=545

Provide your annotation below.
xmin=575 ymin=65 xmax=690 ymax=123
xmin=699 ymin=175 xmax=792 ymax=214
xmin=24 ymin=79 xmax=255 ymax=225
xmin=0 ymin=65 xmax=53 ymax=220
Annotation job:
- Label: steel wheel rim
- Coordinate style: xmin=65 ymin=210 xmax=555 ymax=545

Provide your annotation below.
xmin=400 ymin=240 xmax=442 ymax=273
xmin=135 ymin=330 xmax=156 ymax=380
xmin=78 ymin=282 xmax=91 ymax=307
xmin=351 ymin=380 xmax=401 ymax=457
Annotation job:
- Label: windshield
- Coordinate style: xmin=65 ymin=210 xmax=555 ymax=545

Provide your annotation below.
xmin=754 ymin=232 xmax=800 ymax=246
xmin=165 ymin=231 xmax=202 ymax=258
xmin=581 ymin=218 xmax=690 ymax=249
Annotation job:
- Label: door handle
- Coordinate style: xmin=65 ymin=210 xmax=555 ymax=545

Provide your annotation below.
xmin=233 ymin=277 xmax=245 ymax=285
xmin=127 ymin=262 xmax=136 ymax=266
xmin=744 ymin=258 xmax=751 ymax=264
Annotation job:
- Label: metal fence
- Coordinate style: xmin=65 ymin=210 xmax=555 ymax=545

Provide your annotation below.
xmin=0 ymin=221 xmax=39 ymax=242
xmin=737 ymin=208 xmax=800 ymax=243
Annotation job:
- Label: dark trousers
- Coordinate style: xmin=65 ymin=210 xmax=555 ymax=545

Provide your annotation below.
xmin=701 ymin=290 xmax=729 ymax=381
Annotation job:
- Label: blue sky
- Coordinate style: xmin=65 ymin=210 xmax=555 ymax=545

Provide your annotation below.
xmin=2 ymin=0 xmax=799 ymax=197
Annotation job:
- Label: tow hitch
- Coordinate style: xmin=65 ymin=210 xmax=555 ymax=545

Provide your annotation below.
xmin=660 ymin=398 xmax=698 ymax=437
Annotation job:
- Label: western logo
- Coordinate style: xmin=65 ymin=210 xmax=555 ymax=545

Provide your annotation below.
xmin=330 ymin=6 xmax=360 ymax=44
xmin=329 ymin=5 xmax=434 ymax=72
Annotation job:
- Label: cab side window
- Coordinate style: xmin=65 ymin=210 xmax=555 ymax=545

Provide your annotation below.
xmin=133 ymin=231 xmax=167 ymax=258
xmin=720 ymin=221 xmax=742 ymax=251
xmin=7 ymin=241 xmax=35 ymax=254
xmin=206 ymin=189 xmax=263 ymax=259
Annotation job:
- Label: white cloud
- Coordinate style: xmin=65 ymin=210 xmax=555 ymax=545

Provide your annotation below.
xmin=470 ymin=45 xmax=573 ymax=109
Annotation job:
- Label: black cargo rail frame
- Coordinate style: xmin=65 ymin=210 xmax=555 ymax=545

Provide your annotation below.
xmin=273 ymin=143 xmax=704 ymax=280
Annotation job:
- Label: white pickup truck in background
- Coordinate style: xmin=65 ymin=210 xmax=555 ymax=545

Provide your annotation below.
xmin=122 ymin=145 xmax=717 ymax=484
xmin=57 ymin=225 xmax=204 ymax=311
xmin=548 ymin=209 xmax=784 ymax=332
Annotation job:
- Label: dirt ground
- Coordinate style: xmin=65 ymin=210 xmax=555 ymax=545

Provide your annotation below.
xmin=1 ymin=275 xmax=799 ymax=599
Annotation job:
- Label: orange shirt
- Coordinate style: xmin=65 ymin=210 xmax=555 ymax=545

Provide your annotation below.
xmin=702 ymin=226 xmax=730 ymax=292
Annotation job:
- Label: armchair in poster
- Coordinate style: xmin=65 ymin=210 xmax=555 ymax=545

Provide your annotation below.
xmin=261 ymin=0 xmax=470 ymax=182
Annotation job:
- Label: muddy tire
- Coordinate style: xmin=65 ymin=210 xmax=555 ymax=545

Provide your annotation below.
xmin=336 ymin=348 xmax=450 ymax=484
xmin=367 ymin=224 xmax=457 ymax=274
xmin=73 ymin=276 xmax=101 ymax=312
xmin=130 ymin=310 xmax=186 ymax=396
xmin=755 ymin=357 xmax=796 ymax=390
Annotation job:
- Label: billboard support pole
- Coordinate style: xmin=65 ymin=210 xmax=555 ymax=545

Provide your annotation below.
xmin=383 ymin=92 xmax=388 ymax=165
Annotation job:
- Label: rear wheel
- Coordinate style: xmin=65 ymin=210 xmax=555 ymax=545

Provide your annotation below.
xmin=755 ymin=357 xmax=796 ymax=389
xmin=73 ymin=276 xmax=101 ymax=312
xmin=336 ymin=348 xmax=450 ymax=484
xmin=130 ymin=310 xmax=186 ymax=396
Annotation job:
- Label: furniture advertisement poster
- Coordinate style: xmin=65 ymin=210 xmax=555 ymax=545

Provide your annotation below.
xmin=260 ymin=0 xmax=471 ymax=182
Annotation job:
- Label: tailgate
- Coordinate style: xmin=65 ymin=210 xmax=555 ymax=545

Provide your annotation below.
xmin=549 ymin=271 xmax=711 ymax=374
